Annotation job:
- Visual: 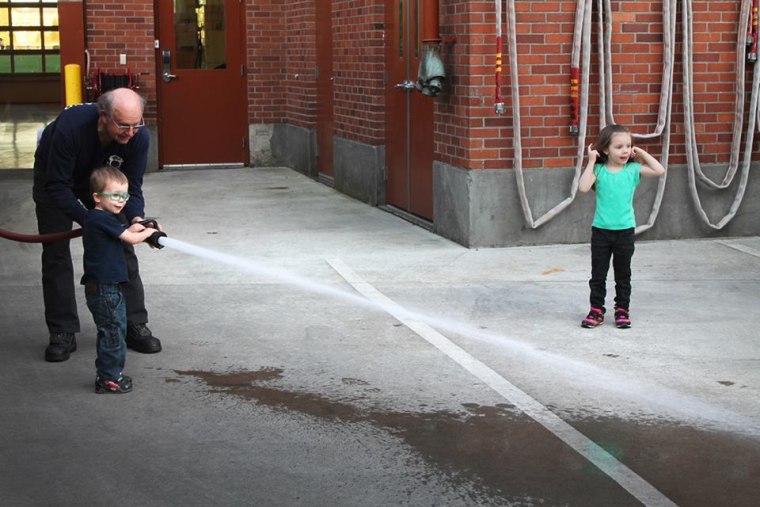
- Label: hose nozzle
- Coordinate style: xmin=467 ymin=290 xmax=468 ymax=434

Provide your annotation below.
xmin=145 ymin=230 xmax=167 ymax=249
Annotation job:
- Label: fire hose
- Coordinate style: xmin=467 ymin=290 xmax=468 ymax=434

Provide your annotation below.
xmin=0 ymin=227 xmax=82 ymax=243
xmin=0 ymin=219 xmax=165 ymax=248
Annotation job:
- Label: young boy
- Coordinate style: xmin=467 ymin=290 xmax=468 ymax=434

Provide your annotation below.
xmin=82 ymin=166 xmax=163 ymax=393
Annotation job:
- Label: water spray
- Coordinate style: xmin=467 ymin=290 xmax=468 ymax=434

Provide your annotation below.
xmin=156 ymin=236 xmax=759 ymax=439
xmin=2 ymin=225 xmax=756 ymax=437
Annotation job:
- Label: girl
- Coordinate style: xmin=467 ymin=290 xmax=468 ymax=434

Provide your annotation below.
xmin=579 ymin=124 xmax=665 ymax=328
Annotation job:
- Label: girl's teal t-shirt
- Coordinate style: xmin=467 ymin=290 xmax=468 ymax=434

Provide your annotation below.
xmin=592 ymin=161 xmax=641 ymax=230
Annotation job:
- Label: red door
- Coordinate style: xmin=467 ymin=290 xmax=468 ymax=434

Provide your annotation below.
xmin=156 ymin=0 xmax=247 ymax=166
xmin=316 ymin=0 xmax=335 ymax=180
xmin=385 ymin=0 xmax=434 ymax=220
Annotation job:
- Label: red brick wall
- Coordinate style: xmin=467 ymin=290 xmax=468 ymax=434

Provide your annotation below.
xmin=331 ymin=0 xmax=386 ymax=144
xmin=280 ymin=1 xmax=317 ymax=127
xmin=78 ymin=0 xmax=757 ymax=169
xmin=84 ymin=1 xmax=157 ymax=116
xmin=437 ymin=0 xmax=758 ymax=171
xmin=245 ymin=0 xmax=286 ymax=124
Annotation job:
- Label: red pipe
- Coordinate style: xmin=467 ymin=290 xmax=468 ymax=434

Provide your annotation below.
xmin=0 ymin=227 xmax=82 ymax=243
xmin=423 ymin=0 xmax=441 ymax=43
xmin=569 ymin=66 xmax=580 ymax=135
xmin=750 ymin=0 xmax=759 ymax=62
xmin=495 ymin=36 xmax=504 ymax=113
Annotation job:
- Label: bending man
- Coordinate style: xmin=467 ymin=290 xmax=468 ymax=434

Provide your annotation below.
xmin=33 ymin=88 xmax=162 ymax=362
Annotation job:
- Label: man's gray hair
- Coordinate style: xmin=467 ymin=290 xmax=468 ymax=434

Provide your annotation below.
xmin=97 ymin=89 xmax=147 ymax=116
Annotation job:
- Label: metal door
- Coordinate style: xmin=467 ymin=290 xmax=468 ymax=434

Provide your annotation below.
xmin=316 ymin=0 xmax=334 ymax=180
xmin=385 ymin=0 xmax=434 ymax=220
xmin=156 ymin=0 xmax=247 ymax=167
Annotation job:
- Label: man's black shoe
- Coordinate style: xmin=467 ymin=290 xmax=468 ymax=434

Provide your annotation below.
xmin=126 ymin=324 xmax=162 ymax=353
xmin=45 ymin=332 xmax=77 ymax=362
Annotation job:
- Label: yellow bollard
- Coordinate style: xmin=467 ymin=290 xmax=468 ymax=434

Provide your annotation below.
xmin=64 ymin=64 xmax=83 ymax=106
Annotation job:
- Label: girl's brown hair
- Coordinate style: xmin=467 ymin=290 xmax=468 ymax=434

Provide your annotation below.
xmin=591 ymin=124 xmax=631 ymax=164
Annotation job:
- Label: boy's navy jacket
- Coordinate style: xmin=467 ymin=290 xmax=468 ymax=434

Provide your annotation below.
xmin=81 ymin=209 xmax=128 ymax=285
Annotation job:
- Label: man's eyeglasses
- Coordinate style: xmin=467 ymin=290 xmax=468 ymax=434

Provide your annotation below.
xmin=97 ymin=192 xmax=130 ymax=202
xmin=110 ymin=117 xmax=145 ymax=131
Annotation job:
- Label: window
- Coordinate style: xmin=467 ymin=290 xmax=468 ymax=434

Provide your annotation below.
xmin=0 ymin=0 xmax=60 ymax=74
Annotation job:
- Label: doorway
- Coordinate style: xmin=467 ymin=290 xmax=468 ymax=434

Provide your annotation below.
xmin=155 ymin=0 xmax=248 ymax=167
xmin=384 ymin=0 xmax=434 ymax=221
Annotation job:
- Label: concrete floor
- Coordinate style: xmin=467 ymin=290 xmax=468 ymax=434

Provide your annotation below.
xmin=0 ymin=103 xmax=58 ymax=170
xmin=1 ymin=106 xmax=760 ymax=506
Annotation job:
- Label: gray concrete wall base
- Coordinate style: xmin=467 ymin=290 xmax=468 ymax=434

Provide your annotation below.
xmin=434 ymin=162 xmax=760 ymax=248
xmin=249 ymin=123 xmax=275 ymax=167
xmin=267 ymin=123 xmax=317 ymax=177
xmin=147 ymin=126 xmax=159 ymax=173
xmin=333 ymin=137 xmax=385 ymax=206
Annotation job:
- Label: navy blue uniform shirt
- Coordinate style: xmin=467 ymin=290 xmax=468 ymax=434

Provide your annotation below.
xmin=34 ymin=102 xmax=149 ymax=225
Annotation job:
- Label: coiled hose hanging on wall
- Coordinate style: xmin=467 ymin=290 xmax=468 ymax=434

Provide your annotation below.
xmin=598 ymin=0 xmax=676 ymax=234
xmin=505 ymin=0 xmax=593 ymax=228
xmin=682 ymin=0 xmax=760 ymax=229
xmin=503 ymin=0 xmax=757 ymax=231
xmin=506 ymin=0 xmax=674 ymax=230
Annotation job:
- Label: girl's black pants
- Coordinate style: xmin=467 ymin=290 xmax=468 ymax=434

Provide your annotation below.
xmin=589 ymin=226 xmax=635 ymax=311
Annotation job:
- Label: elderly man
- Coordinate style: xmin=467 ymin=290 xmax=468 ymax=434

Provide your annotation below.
xmin=33 ymin=88 xmax=162 ymax=362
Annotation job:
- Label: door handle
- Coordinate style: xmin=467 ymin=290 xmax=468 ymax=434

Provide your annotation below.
xmin=161 ymin=50 xmax=177 ymax=82
xmin=394 ymin=80 xmax=415 ymax=90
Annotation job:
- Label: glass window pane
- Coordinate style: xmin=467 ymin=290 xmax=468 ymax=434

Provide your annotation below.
xmin=42 ymin=7 xmax=58 ymax=27
xmin=0 ymin=31 xmax=9 ymax=50
xmin=204 ymin=0 xmax=226 ymax=69
xmin=45 ymin=53 xmax=59 ymax=72
xmin=14 ymin=53 xmax=42 ymax=72
xmin=43 ymin=30 xmax=58 ymax=49
xmin=0 ymin=8 xmax=9 ymax=26
xmin=0 ymin=54 xmax=10 ymax=73
xmin=13 ymin=30 xmax=42 ymax=50
xmin=11 ymin=7 xmax=41 ymax=26
xmin=174 ymin=0 xmax=225 ymax=70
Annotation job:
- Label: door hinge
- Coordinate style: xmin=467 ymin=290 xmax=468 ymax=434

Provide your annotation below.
xmin=240 ymin=64 xmax=245 ymax=76
xmin=242 ymin=136 xmax=246 ymax=149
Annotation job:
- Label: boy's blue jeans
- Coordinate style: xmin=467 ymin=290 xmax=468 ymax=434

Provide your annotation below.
xmin=85 ymin=283 xmax=127 ymax=381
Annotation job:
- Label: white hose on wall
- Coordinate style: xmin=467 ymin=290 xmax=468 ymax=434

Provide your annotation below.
xmin=503 ymin=0 xmax=758 ymax=231
xmin=682 ymin=0 xmax=759 ymax=229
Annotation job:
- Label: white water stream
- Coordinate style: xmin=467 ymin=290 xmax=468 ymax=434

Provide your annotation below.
xmin=159 ymin=236 xmax=759 ymax=438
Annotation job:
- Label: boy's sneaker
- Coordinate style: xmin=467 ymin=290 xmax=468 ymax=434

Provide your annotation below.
xmin=95 ymin=375 xmax=133 ymax=394
xmin=614 ymin=307 xmax=631 ymax=328
xmin=581 ymin=307 xmax=605 ymax=328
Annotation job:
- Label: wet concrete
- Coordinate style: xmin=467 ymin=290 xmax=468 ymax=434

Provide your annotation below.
xmin=1 ymin=166 xmax=759 ymax=506
xmin=170 ymin=366 xmax=760 ymax=507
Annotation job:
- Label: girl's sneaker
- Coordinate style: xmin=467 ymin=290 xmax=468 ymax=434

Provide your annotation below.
xmin=581 ymin=307 xmax=605 ymax=328
xmin=614 ymin=307 xmax=631 ymax=328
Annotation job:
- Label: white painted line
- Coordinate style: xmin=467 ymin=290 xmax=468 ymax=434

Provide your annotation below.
xmin=326 ymin=257 xmax=678 ymax=507
xmin=717 ymin=240 xmax=760 ymax=258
